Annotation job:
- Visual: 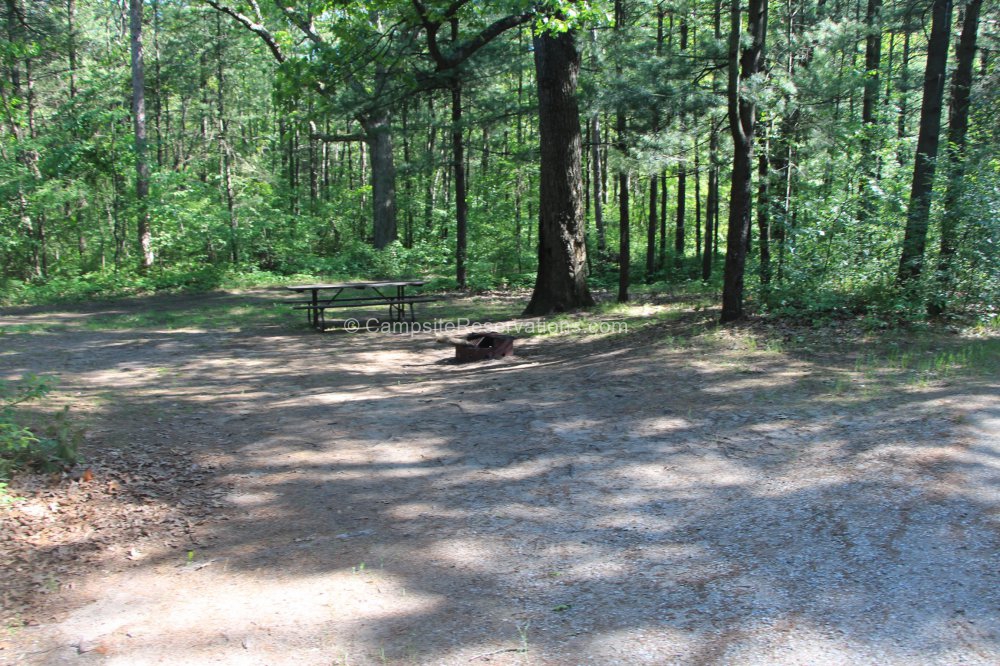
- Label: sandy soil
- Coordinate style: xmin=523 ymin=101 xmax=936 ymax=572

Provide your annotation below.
xmin=1 ymin=290 xmax=998 ymax=665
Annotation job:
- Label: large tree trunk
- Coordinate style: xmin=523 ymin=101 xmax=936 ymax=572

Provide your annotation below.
xmin=364 ymin=109 xmax=398 ymax=250
xmin=130 ymin=0 xmax=154 ymax=270
xmin=524 ymin=28 xmax=594 ymax=315
xmin=930 ymin=0 xmax=982 ymax=315
xmin=897 ymin=0 xmax=953 ymax=285
xmin=721 ymin=0 xmax=767 ymax=323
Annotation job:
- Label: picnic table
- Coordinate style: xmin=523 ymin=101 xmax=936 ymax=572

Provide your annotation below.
xmin=285 ymin=281 xmax=437 ymax=330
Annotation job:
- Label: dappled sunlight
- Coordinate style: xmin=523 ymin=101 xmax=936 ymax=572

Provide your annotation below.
xmin=2 ymin=290 xmax=998 ymax=663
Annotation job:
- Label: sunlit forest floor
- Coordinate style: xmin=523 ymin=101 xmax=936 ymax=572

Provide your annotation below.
xmin=1 ymin=289 xmax=998 ymax=665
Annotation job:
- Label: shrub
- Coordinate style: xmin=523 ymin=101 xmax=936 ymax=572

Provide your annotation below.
xmin=0 ymin=375 xmax=79 ymax=481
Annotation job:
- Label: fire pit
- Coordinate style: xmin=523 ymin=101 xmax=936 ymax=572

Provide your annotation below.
xmin=450 ymin=332 xmax=514 ymax=363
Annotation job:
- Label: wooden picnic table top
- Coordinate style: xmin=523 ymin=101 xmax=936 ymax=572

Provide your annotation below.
xmin=285 ymin=280 xmax=427 ymax=291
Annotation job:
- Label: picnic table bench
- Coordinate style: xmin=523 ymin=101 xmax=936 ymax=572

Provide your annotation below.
xmin=285 ymin=281 xmax=439 ymax=330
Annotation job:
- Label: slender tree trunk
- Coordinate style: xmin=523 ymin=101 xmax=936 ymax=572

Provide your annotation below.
xmin=858 ymin=0 xmax=882 ymax=226
xmin=675 ymin=164 xmax=687 ymax=260
xmin=524 ymin=27 xmax=594 ymax=314
xmin=897 ymin=0 xmax=953 ymax=285
xmin=425 ymin=96 xmax=436 ymax=231
xmin=930 ymin=0 xmax=982 ymax=315
xmin=646 ymin=175 xmax=657 ymax=281
xmin=756 ymin=119 xmax=771 ymax=289
xmin=451 ymin=19 xmax=468 ymax=287
xmin=721 ymin=0 xmax=767 ymax=323
xmin=674 ymin=18 xmax=689 ymax=259
xmin=401 ymin=103 xmax=413 ymax=247
xmin=617 ymin=115 xmax=629 ymax=303
xmin=152 ymin=0 xmax=163 ymax=167
xmin=695 ymin=136 xmax=702 ymax=260
xmin=590 ymin=31 xmax=605 ymax=254
xmin=130 ymin=0 xmax=153 ymax=270
xmin=703 ymin=128 xmax=717 ymax=281
xmin=67 ymin=0 xmax=77 ymax=99
xmin=659 ymin=171 xmax=667 ymax=268
xmin=615 ymin=0 xmax=629 ymax=303
xmin=216 ymin=13 xmax=237 ymax=263
xmin=897 ymin=20 xmax=912 ymax=156
xmin=703 ymin=0 xmax=723 ymax=284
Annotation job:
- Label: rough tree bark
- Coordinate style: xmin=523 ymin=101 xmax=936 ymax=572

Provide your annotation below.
xmin=524 ymin=28 xmax=594 ymax=314
xmin=721 ymin=0 xmax=768 ymax=323
xmin=929 ymin=0 xmax=982 ymax=315
xmin=897 ymin=0 xmax=953 ymax=286
xmin=363 ymin=109 xmax=398 ymax=249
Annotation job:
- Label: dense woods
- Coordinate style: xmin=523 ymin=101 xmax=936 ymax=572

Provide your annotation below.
xmin=1 ymin=0 xmax=997 ymax=321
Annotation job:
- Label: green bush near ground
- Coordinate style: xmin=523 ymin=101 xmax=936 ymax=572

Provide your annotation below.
xmin=0 ymin=375 xmax=79 ymax=483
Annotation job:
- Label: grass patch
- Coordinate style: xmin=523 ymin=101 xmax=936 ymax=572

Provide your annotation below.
xmin=855 ymin=337 xmax=1000 ymax=385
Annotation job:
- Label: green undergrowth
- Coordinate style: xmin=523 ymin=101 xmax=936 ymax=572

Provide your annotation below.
xmin=0 ymin=375 xmax=79 ymax=489
xmin=852 ymin=336 xmax=1000 ymax=385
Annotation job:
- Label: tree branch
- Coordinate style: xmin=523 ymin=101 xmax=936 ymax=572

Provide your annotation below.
xmin=441 ymin=12 xmax=534 ymax=70
xmin=203 ymin=0 xmax=285 ymax=63
xmin=311 ymin=132 xmax=367 ymax=143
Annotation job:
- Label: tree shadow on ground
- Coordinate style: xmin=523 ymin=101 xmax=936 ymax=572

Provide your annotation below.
xmin=2 ymin=290 xmax=998 ymax=664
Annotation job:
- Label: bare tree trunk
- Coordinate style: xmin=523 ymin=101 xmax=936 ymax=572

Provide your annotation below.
xmin=451 ymin=20 xmax=468 ymax=288
xmin=524 ymin=27 xmax=594 ymax=314
xmin=756 ymin=119 xmax=771 ymax=289
xmin=152 ymin=0 xmax=163 ymax=167
xmin=674 ymin=18 xmax=689 ymax=259
xmin=858 ymin=0 xmax=882 ymax=225
xmin=646 ymin=175 xmax=657 ymax=281
xmin=703 ymin=127 xmax=717 ymax=281
xmin=590 ymin=32 xmax=605 ymax=255
xmin=130 ymin=0 xmax=154 ymax=270
xmin=617 ymin=116 xmax=629 ymax=303
xmin=216 ymin=13 xmax=237 ymax=263
xmin=615 ymin=0 xmax=629 ymax=303
xmin=659 ymin=171 xmax=667 ymax=268
xmin=897 ymin=0 xmax=953 ymax=285
xmin=401 ymin=102 xmax=413 ymax=247
xmin=930 ymin=0 xmax=982 ymax=315
xmin=721 ymin=0 xmax=767 ymax=323
xmin=896 ymin=18 xmax=912 ymax=158
xmin=695 ymin=136 xmax=702 ymax=260
xmin=363 ymin=109 xmax=397 ymax=249
xmin=425 ymin=96 xmax=436 ymax=232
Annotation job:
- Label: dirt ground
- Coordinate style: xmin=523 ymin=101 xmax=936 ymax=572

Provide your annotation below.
xmin=1 ymin=290 xmax=998 ymax=665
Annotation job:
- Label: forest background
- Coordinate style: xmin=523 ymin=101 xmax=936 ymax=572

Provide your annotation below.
xmin=1 ymin=0 xmax=997 ymax=326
